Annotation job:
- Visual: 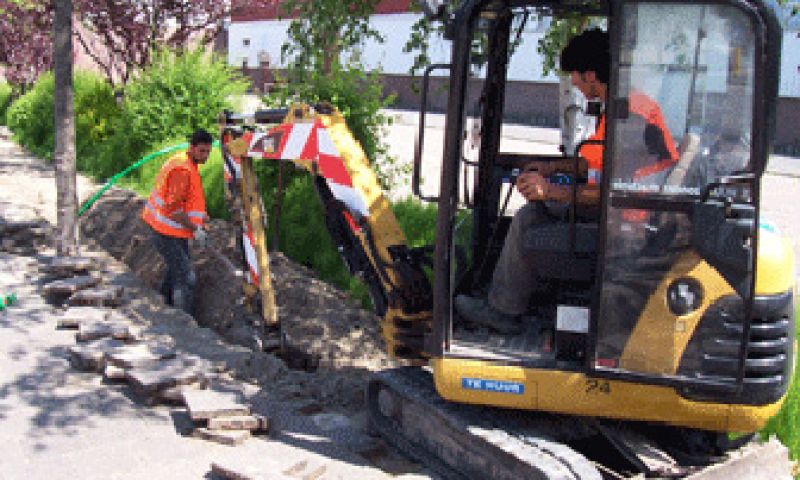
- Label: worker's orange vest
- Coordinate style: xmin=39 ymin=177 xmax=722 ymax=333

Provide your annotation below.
xmin=579 ymin=91 xmax=678 ymax=184
xmin=141 ymin=151 xmax=207 ymax=239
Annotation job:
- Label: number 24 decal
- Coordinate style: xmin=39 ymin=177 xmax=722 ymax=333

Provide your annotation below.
xmin=586 ymin=380 xmax=611 ymax=394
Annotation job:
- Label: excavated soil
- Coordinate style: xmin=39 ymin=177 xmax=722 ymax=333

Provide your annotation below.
xmin=79 ymin=187 xmax=390 ymax=369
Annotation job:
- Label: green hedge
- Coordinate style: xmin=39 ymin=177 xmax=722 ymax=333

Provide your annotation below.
xmin=82 ymin=48 xmax=248 ymax=181
xmin=761 ymin=301 xmax=800 ymax=464
xmin=6 ymin=71 xmax=119 ymax=161
xmin=0 ymin=81 xmax=13 ymax=125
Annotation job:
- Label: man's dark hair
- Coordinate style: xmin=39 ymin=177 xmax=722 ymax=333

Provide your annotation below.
xmin=190 ymin=129 xmax=213 ymax=146
xmin=559 ymin=28 xmax=610 ymax=84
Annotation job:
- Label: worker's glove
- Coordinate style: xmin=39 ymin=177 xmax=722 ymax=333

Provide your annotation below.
xmin=192 ymin=227 xmax=208 ymax=248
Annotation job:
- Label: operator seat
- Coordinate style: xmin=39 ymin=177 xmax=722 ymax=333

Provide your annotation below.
xmin=523 ymin=219 xmax=598 ymax=282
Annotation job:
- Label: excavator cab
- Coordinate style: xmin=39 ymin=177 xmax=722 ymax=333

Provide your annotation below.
xmin=418 ymin=0 xmax=795 ymax=433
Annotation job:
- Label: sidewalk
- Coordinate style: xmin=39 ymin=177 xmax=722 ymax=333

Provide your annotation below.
xmin=0 ymin=130 xmax=429 ymax=479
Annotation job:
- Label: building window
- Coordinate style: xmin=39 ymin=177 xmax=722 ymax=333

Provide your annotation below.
xmin=243 ymin=38 xmax=251 ymax=47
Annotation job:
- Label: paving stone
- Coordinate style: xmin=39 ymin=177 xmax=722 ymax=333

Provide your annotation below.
xmin=125 ymin=357 xmax=209 ymax=397
xmin=105 ymin=343 xmax=176 ymax=369
xmin=56 ymin=317 xmax=82 ymax=330
xmin=103 ymin=364 xmax=127 ymax=381
xmin=76 ymin=322 xmax=142 ymax=342
xmin=68 ymin=285 xmax=123 ymax=307
xmin=207 ymin=414 xmax=269 ymax=432
xmin=57 ymin=307 xmax=110 ymax=330
xmin=42 ymin=276 xmax=99 ymax=295
xmin=210 ymin=460 xmax=291 ymax=480
xmin=192 ymin=428 xmax=250 ymax=446
xmin=282 ymin=460 xmax=329 ymax=480
xmin=68 ymin=338 xmax=125 ymax=372
xmin=182 ymin=388 xmax=250 ymax=421
xmin=41 ymin=256 xmax=95 ymax=277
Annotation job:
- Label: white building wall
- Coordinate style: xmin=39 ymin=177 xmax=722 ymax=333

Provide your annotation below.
xmin=780 ymin=31 xmax=800 ymax=97
xmin=228 ymin=19 xmax=292 ymax=68
xmin=228 ymin=16 xmax=799 ymax=97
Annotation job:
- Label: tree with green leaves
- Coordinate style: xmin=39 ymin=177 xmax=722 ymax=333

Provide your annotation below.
xmin=279 ymin=0 xmax=383 ymax=79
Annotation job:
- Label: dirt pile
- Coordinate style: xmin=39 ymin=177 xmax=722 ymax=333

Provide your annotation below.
xmin=79 ymin=187 xmax=389 ymax=367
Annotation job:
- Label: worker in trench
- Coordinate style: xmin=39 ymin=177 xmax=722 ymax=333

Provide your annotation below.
xmin=141 ymin=129 xmax=212 ymax=315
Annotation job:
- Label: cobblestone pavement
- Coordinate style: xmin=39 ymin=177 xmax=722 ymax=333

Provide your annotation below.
xmin=0 ymin=129 xmax=430 ymax=480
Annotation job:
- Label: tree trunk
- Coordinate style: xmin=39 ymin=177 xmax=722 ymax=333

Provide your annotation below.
xmin=54 ymin=0 xmax=79 ymax=256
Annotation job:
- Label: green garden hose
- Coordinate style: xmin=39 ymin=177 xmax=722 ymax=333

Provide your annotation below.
xmin=77 ymin=140 xmax=220 ymax=217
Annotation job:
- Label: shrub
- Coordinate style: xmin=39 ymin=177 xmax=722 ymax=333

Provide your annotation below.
xmin=0 ymin=81 xmax=13 ymax=125
xmin=86 ymin=47 xmax=249 ymax=180
xmin=6 ymin=71 xmax=120 ymax=161
xmin=761 ymin=302 xmax=800 ymax=461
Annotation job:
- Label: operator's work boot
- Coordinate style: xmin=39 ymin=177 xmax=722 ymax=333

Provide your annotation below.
xmin=455 ymin=295 xmax=522 ymax=334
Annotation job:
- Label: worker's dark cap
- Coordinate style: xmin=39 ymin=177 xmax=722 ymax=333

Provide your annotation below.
xmin=190 ymin=129 xmax=213 ymax=146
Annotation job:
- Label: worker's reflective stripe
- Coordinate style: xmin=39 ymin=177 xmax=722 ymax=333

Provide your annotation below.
xmin=150 ymin=193 xmax=166 ymax=207
xmin=281 ymin=123 xmax=314 ymax=160
xmin=187 ymin=211 xmax=205 ymax=219
xmin=144 ymin=202 xmax=192 ymax=233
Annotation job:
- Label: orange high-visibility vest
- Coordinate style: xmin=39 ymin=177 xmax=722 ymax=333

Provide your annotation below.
xmin=579 ymin=91 xmax=678 ymax=185
xmin=141 ymin=151 xmax=207 ymax=239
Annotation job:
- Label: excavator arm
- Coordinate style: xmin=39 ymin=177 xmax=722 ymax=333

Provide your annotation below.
xmin=219 ymin=103 xmax=432 ymax=360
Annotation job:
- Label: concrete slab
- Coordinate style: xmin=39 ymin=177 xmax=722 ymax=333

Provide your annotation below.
xmin=125 ymin=357 xmax=209 ymax=397
xmin=182 ymin=388 xmax=250 ymax=421
xmin=105 ymin=343 xmax=176 ymax=369
xmin=68 ymin=285 xmax=123 ymax=307
xmin=42 ymin=276 xmax=99 ymax=295
xmin=210 ymin=460 xmax=291 ymax=480
xmin=103 ymin=364 xmax=126 ymax=381
xmin=192 ymin=427 xmax=250 ymax=446
xmin=76 ymin=322 xmax=142 ymax=342
xmin=68 ymin=338 xmax=125 ymax=372
xmin=41 ymin=256 xmax=96 ymax=277
xmin=207 ymin=415 xmax=268 ymax=432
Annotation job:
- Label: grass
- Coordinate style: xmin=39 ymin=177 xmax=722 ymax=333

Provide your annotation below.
xmin=760 ymin=300 xmax=800 ymax=468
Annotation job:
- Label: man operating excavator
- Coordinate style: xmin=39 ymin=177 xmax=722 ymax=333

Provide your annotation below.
xmin=456 ymin=28 xmax=679 ymax=333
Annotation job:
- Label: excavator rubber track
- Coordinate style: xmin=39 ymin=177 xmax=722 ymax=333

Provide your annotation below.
xmin=366 ymin=368 xmax=793 ymax=480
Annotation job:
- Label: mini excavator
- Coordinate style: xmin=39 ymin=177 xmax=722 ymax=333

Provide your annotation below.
xmin=219 ymin=0 xmax=796 ymax=477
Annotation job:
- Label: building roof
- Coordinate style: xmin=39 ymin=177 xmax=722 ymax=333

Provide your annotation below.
xmin=231 ymin=0 xmax=412 ymax=22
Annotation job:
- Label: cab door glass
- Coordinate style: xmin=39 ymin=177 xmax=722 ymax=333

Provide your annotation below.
xmin=595 ymin=3 xmax=757 ymax=377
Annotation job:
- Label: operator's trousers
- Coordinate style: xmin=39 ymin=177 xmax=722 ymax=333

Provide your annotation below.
xmin=488 ymin=202 xmax=598 ymax=315
xmin=149 ymin=228 xmax=196 ymax=316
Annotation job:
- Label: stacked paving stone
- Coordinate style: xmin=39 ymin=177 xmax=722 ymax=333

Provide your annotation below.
xmin=45 ymin=255 xmax=269 ymax=447
xmin=0 ymin=218 xmax=51 ymax=254
xmin=183 ymin=388 xmax=269 ymax=446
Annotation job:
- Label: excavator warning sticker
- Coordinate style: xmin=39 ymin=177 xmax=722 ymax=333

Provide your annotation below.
xmin=462 ymin=378 xmax=525 ymax=395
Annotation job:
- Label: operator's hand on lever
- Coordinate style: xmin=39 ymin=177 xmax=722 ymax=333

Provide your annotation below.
xmin=516 ymin=170 xmax=551 ymax=202
xmin=193 ymin=227 xmax=209 ymax=248
xmin=517 ymin=163 xmax=600 ymax=205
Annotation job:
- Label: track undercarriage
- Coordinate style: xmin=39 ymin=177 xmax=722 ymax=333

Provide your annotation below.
xmin=367 ymin=368 xmax=792 ymax=480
